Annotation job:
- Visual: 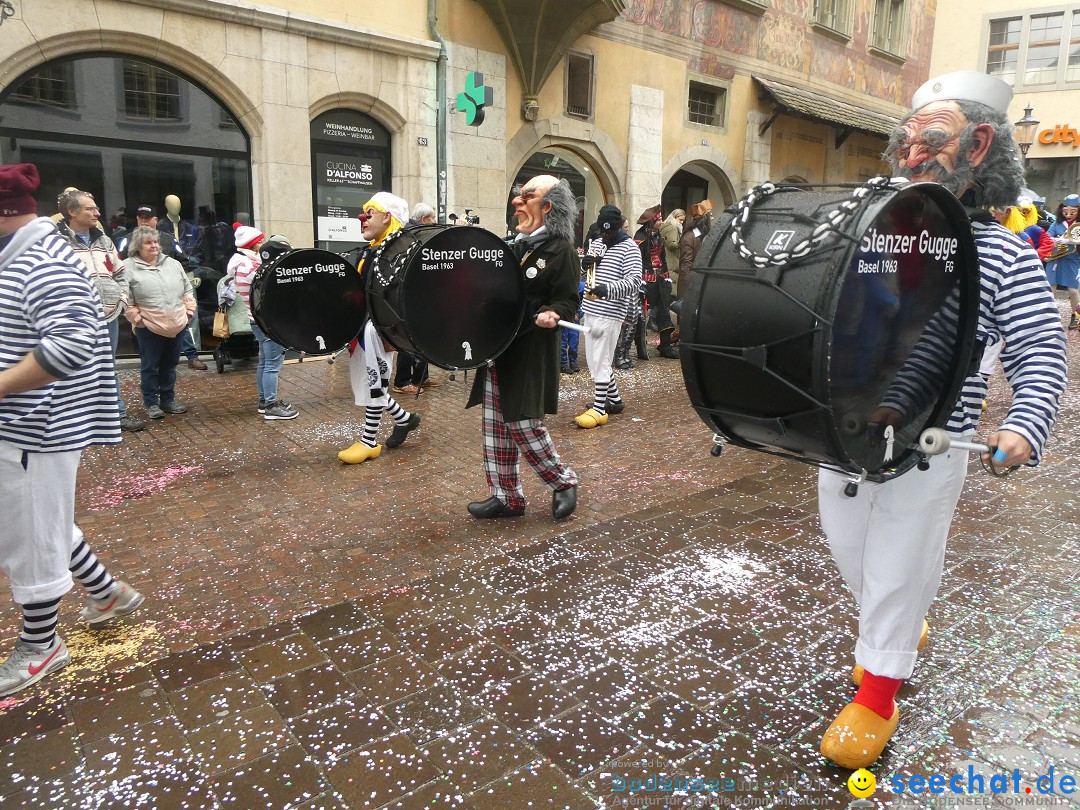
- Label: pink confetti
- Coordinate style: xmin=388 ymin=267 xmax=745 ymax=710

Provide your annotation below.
xmin=88 ymin=464 xmax=202 ymax=509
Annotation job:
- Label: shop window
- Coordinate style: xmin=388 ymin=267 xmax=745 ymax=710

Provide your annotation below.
xmin=687 ymin=81 xmax=726 ymax=128
xmin=1070 ymin=11 xmax=1080 ymax=82
xmin=870 ymin=0 xmax=906 ymax=58
xmin=987 ymin=17 xmax=1022 ymax=86
xmin=813 ymin=0 xmax=853 ymax=37
xmin=10 ymin=62 xmax=77 ymax=109
xmin=122 ymin=60 xmax=182 ymax=122
xmin=565 ymin=52 xmax=594 ymax=119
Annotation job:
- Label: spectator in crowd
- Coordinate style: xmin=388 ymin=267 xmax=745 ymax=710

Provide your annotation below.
xmin=55 ymin=190 xmax=145 ymax=432
xmin=0 ymin=163 xmax=144 ymax=697
xmin=633 ymin=205 xmax=678 ymax=358
xmin=227 ymin=223 xmax=299 ymax=421
xmin=1046 ymin=194 xmax=1080 ymax=330
xmin=660 ymin=208 xmax=684 ymax=297
xmin=678 ymin=200 xmax=713 ymax=302
xmin=122 ymin=226 xmax=196 ymax=420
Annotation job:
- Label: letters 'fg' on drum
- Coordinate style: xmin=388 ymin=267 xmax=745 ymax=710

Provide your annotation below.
xmin=250 ymin=248 xmax=366 ymax=355
xmin=680 ymin=180 xmax=981 ymax=482
xmin=366 ymin=225 xmax=525 ymax=371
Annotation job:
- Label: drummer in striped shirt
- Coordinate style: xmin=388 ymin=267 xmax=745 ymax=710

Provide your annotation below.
xmin=574 ymin=205 xmax=643 ymax=429
xmin=817 ymin=71 xmax=1067 ymax=771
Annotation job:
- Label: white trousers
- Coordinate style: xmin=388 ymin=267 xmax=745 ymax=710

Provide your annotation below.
xmin=582 ymin=313 xmax=622 ymax=386
xmin=349 ymin=320 xmax=395 ymax=408
xmin=0 ymin=441 xmax=80 ymax=605
xmin=817 ymin=440 xmax=969 ymax=679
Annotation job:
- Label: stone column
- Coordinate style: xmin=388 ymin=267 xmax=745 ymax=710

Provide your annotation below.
xmin=743 ymin=109 xmax=774 ymax=192
xmin=626 ymin=85 xmax=664 ymax=220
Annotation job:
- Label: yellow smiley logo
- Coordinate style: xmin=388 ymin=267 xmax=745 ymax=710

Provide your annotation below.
xmin=848 ymin=768 xmax=877 ymax=798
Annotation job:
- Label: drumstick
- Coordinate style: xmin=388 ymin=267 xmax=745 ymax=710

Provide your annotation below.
xmin=557 ymin=320 xmax=590 ymax=333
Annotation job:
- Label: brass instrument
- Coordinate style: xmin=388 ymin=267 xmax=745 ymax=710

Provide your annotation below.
xmin=582 ymin=244 xmax=603 ymax=300
xmin=1047 ymin=223 xmax=1080 ymax=262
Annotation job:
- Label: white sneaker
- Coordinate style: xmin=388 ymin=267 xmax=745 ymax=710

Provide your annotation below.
xmin=0 ymin=636 xmax=70 ymax=697
xmin=80 ymin=580 xmax=145 ymax=625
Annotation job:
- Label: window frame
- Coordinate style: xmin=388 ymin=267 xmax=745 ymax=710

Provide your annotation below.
xmin=869 ymin=0 xmax=908 ymax=60
xmin=685 ymin=76 xmax=729 ymax=131
xmin=981 ymin=7 xmax=1080 ymax=91
xmin=8 ymin=61 xmax=78 ymax=111
xmin=564 ymin=50 xmax=595 ymax=120
xmin=811 ymin=0 xmax=854 ymax=39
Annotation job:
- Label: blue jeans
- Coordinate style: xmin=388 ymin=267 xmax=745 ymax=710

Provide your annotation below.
xmin=135 ymin=327 xmax=183 ymax=406
xmin=106 ymin=319 xmax=126 ymax=418
xmin=251 ymin=322 xmax=285 ymax=403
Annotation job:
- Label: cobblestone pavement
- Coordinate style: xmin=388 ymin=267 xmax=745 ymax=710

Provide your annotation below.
xmin=0 ymin=303 xmax=1077 ymax=809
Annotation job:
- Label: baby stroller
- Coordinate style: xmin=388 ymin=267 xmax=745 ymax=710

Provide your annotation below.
xmin=213 ymin=276 xmax=259 ymax=373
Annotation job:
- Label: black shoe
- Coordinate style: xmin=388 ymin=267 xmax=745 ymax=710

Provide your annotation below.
xmin=658 ymin=346 xmax=679 ymax=359
xmin=552 ymin=485 xmax=577 ymax=521
xmin=1070 ymin=312 xmax=1078 ymax=331
xmin=613 ymin=359 xmax=633 ymax=370
xmin=385 ymin=412 xmax=421 ymax=448
xmin=468 ymin=496 xmax=525 ymax=519
xmin=119 ymin=415 xmax=145 ymax=432
xmin=636 ymin=351 xmax=649 ymax=360
xmin=569 ymin=363 xmax=580 ymax=373
xmin=606 ymin=400 xmax=625 ymax=415
xmin=561 ymin=365 xmax=572 ymax=374
xmin=160 ymin=401 xmax=188 ymax=414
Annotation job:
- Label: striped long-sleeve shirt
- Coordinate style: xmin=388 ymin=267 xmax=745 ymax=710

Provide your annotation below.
xmin=881 ymin=220 xmax=1066 ymax=463
xmin=0 ymin=218 xmax=121 ymax=451
xmin=581 ymin=234 xmax=643 ymax=321
xmin=227 ymin=248 xmax=261 ymax=322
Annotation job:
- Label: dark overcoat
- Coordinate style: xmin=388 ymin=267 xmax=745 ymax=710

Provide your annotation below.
xmin=467 ymin=235 xmax=580 ymax=420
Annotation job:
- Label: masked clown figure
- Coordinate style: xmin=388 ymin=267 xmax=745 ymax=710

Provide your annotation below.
xmin=816 ymin=72 xmax=1066 ymax=769
xmin=338 ymin=192 xmax=422 ymax=464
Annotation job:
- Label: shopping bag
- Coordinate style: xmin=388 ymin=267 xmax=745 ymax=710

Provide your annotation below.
xmin=212 ymin=308 xmax=230 ymax=339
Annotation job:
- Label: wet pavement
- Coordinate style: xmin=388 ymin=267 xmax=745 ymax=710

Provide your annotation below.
xmin=0 ymin=300 xmax=1078 ymax=809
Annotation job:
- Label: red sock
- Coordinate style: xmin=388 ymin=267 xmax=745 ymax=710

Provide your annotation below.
xmin=853 ymin=671 xmax=902 ymax=719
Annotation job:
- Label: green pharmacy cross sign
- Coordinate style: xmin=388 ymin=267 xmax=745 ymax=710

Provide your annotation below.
xmin=457 ymin=71 xmax=493 ymax=127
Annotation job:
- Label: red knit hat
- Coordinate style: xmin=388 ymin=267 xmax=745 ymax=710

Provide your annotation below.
xmin=0 ymin=163 xmax=40 ymax=217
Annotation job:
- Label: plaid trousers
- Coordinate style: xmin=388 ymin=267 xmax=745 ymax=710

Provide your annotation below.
xmin=482 ymin=366 xmax=577 ymax=510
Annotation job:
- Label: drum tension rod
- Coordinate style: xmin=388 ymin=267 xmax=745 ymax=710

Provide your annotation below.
xmin=842 ymin=469 xmax=867 ymax=498
xmin=710 ymin=433 xmax=727 ymax=457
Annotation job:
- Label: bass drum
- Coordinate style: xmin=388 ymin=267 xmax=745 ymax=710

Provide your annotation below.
xmin=367 ymin=225 xmax=525 ymax=370
xmin=681 ymin=180 xmax=981 ymax=481
xmin=250 ymin=248 xmax=364 ymax=354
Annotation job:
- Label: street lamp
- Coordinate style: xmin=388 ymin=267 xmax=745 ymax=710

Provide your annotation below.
xmin=1013 ymin=105 xmax=1039 ymax=157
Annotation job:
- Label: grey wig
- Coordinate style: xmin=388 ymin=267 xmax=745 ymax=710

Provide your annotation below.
xmin=884 ymin=101 xmax=1024 ymax=210
xmin=541 ymin=180 xmax=577 ymax=244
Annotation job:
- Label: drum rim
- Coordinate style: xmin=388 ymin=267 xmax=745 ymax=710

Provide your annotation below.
xmin=250 ymin=247 xmax=364 ymax=354
xmin=367 ymin=225 xmax=525 ymax=370
xmin=680 ymin=180 xmax=982 ymax=480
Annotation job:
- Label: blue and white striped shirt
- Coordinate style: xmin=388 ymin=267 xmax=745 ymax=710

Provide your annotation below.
xmin=882 ymin=220 xmax=1066 ymax=463
xmin=0 ymin=218 xmax=121 ymax=452
xmin=581 ymin=235 xmax=642 ymax=321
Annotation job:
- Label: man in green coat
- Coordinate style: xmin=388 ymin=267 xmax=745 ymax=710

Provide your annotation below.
xmin=466 ymin=175 xmax=580 ymax=521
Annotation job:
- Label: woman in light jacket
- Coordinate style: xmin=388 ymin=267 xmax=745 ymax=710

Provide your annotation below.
xmin=123 ymin=226 xmax=196 ymax=420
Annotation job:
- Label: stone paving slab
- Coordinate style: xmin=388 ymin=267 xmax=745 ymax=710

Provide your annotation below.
xmin=0 ymin=303 xmax=1078 ymax=809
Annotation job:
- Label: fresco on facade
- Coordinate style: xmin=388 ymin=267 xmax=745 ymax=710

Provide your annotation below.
xmin=623 ymin=0 xmax=932 ymax=105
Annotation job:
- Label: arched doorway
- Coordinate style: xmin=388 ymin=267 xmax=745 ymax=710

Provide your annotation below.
xmin=507 ymin=147 xmax=605 ymax=246
xmin=0 ymin=53 xmax=252 ymax=356
xmin=661 ymin=159 xmax=736 ymax=218
xmin=310 ymin=109 xmax=393 ymax=253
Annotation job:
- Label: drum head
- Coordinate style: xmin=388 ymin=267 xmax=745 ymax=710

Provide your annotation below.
xmin=251 ymin=249 xmax=364 ymax=354
xmin=681 ymin=181 xmax=981 ymax=480
xmin=369 ymin=226 xmax=524 ymax=369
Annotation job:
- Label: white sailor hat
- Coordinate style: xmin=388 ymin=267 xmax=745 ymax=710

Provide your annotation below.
xmin=911 ymin=71 xmax=1013 ymax=115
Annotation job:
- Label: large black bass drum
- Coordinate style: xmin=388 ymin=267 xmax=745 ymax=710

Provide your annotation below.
xmin=250 ymin=249 xmax=365 ymax=354
xmin=680 ymin=178 xmax=981 ymax=482
xmin=367 ymin=225 xmax=525 ymax=370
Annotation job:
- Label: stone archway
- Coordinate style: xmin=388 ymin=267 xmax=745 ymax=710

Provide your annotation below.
xmin=661 ymin=146 xmax=740 ymax=207
xmin=506 ymin=120 xmax=625 ymax=206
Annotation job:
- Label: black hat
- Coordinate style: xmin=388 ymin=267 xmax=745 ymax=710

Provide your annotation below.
xmin=596 ymin=204 xmax=623 ymax=232
xmin=136 ymin=204 xmax=155 ymax=217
